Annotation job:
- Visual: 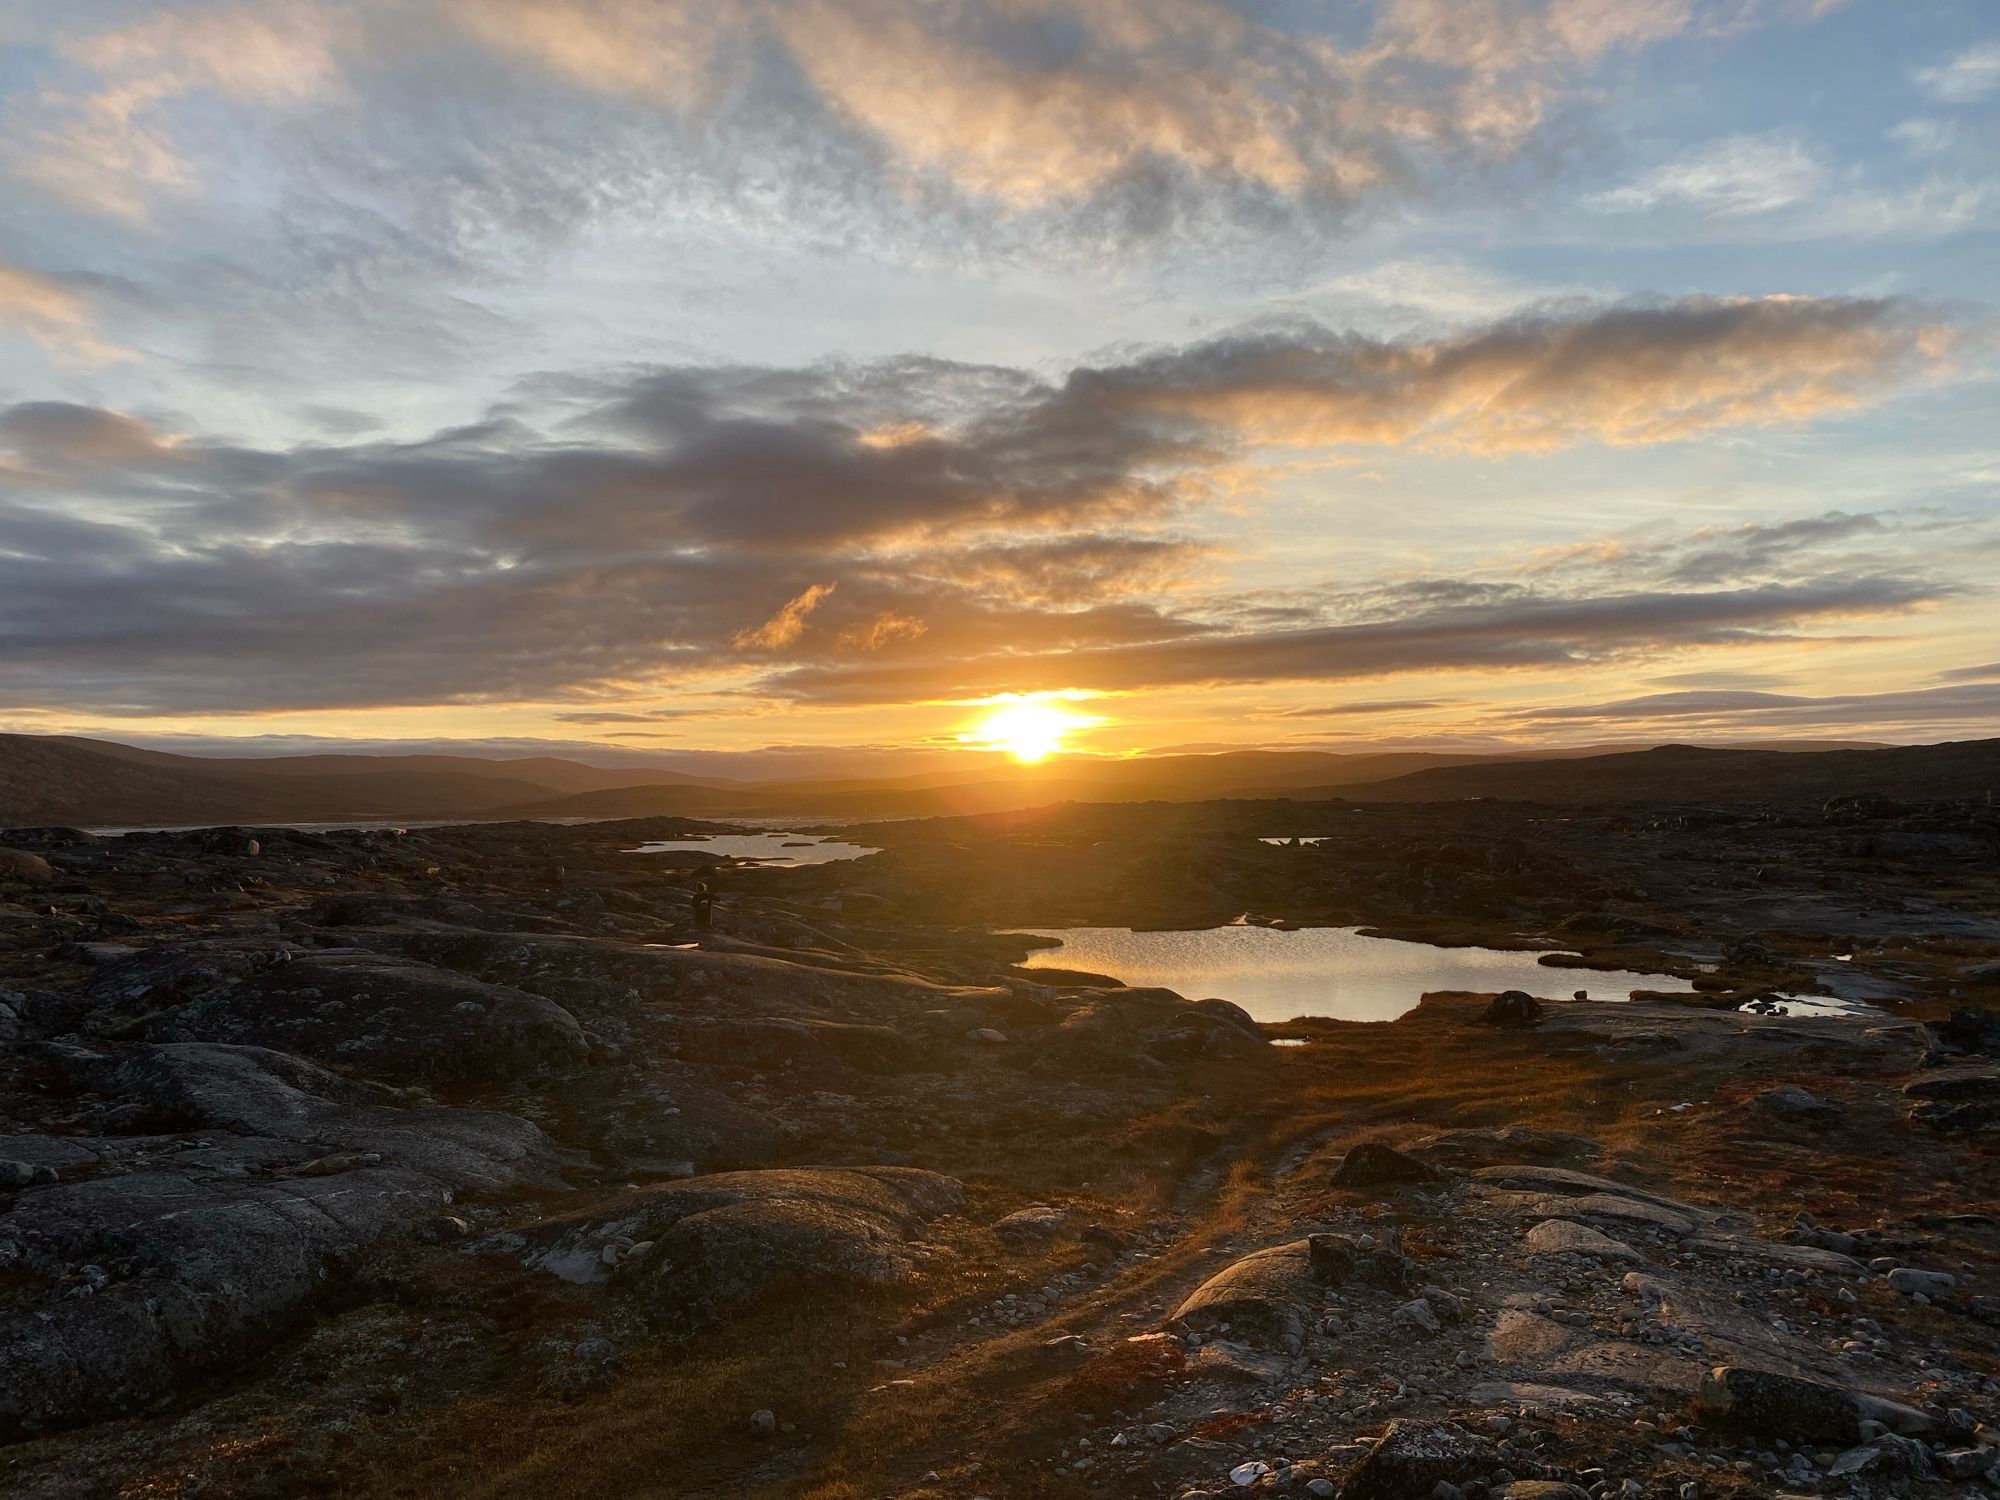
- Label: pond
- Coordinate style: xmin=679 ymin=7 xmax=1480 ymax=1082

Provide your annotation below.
xmin=624 ymin=832 xmax=880 ymax=865
xmin=1011 ymin=922 xmax=1697 ymax=1023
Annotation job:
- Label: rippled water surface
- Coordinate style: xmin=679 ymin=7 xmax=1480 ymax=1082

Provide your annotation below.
xmin=1012 ymin=923 xmax=1695 ymax=1023
xmin=625 ymin=832 xmax=880 ymax=864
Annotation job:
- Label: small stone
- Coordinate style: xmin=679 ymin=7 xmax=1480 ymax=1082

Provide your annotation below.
xmin=1757 ymin=1085 xmax=1842 ymax=1122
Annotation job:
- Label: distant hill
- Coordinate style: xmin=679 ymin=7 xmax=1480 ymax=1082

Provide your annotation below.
xmin=0 ymin=732 xmax=1977 ymax=829
xmin=0 ymin=735 xmax=727 ymax=828
xmin=1341 ymin=739 xmax=2000 ymax=805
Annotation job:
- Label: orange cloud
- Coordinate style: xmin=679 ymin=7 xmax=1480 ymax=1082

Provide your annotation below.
xmin=732 ymin=582 xmax=836 ymax=650
xmin=837 ymin=610 xmax=928 ymax=652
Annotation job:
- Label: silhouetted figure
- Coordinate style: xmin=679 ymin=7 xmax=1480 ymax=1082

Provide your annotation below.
xmin=691 ymin=880 xmax=716 ymax=934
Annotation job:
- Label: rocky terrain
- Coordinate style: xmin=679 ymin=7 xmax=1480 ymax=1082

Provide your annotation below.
xmin=0 ymin=788 xmax=1996 ymax=1499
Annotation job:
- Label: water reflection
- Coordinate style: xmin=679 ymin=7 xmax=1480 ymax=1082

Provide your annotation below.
xmin=1012 ymin=923 xmax=1695 ymax=1023
xmin=625 ymin=832 xmax=879 ymax=865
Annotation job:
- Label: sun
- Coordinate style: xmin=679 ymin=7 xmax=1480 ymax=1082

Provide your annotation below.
xmin=965 ymin=699 xmax=1094 ymax=763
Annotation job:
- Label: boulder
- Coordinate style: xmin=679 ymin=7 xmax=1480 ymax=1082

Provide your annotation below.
xmin=1828 ymin=1435 xmax=1934 ymax=1480
xmin=1392 ymin=1298 xmax=1441 ymax=1334
xmin=1172 ymin=1241 xmax=1324 ymax=1350
xmin=1469 ymin=1165 xmax=1711 ymax=1217
xmin=1886 ymin=1266 xmax=1956 ymax=1299
xmin=1337 ymin=1420 xmax=1500 ymax=1499
xmin=0 ymin=849 xmax=56 ymax=885
xmin=1524 ymin=1219 xmax=1640 ymax=1262
xmin=1331 ymin=1141 xmax=1440 ymax=1189
xmin=1481 ymin=991 xmax=1544 ymax=1027
xmin=502 ymin=1167 xmax=962 ymax=1330
xmin=1692 ymin=1366 xmax=1934 ymax=1443
xmin=1905 ymin=1067 xmax=2000 ymax=1103
xmin=1489 ymin=1189 xmax=1698 ymax=1239
xmin=1930 ymin=1009 xmax=2000 ymax=1058
xmin=992 ymin=1204 xmax=1069 ymax=1246
xmin=1904 ymin=1067 xmax=2000 ymax=1131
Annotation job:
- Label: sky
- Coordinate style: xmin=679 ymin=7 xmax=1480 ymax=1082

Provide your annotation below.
xmin=1 ymin=0 xmax=1997 ymax=772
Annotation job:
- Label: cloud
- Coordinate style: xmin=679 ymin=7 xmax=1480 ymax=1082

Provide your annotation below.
xmin=0 ymin=401 xmax=178 ymax=468
xmin=0 ymin=265 xmax=133 ymax=368
xmin=0 ymin=295 xmax=1963 ymax=715
xmin=6 ymin=2 xmax=343 ymax=222
xmin=1593 ymin=132 xmax=1827 ymax=218
xmin=550 ymin=708 xmax=714 ymax=724
xmin=5 ymin=0 xmax=1844 ymax=254
xmin=1888 ymin=118 xmax=1959 ymax=158
xmin=1079 ymin=296 xmax=1952 ymax=454
xmin=1915 ymin=39 xmax=2000 ymax=105
xmin=1935 ymin=661 xmax=2000 ymax=684
xmin=1588 ymin=129 xmax=1996 ymax=243
xmin=765 ymin=575 xmax=1950 ymax=703
xmin=1277 ymin=699 xmax=1453 ymax=717
xmin=837 ymin=611 xmax=929 ymax=652
xmin=1506 ymin=683 xmax=2000 ymax=734
xmin=733 ymin=582 xmax=837 ymax=650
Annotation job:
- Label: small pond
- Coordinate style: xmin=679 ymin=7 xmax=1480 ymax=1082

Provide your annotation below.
xmin=1011 ymin=922 xmax=1698 ymax=1024
xmin=624 ymin=832 xmax=880 ymax=865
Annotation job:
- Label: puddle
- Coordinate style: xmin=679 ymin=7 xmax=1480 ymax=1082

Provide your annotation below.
xmin=1748 ymin=994 xmax=1885 ymax=1019
xmin=1010 ymin=923 xmax=1695 ymax=1024
xmin=624 ymin=832 xmax=880 ymax=865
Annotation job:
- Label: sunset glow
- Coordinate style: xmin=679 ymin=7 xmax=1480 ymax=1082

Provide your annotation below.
xmin=0 ymin=3 xmax=1991 ymax=767
xmin=963 ymin=700 xmax=1099 ymax=764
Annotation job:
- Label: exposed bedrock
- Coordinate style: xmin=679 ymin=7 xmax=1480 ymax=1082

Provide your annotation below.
xmin=0 ymin=1043 xmax=565 ymax=1440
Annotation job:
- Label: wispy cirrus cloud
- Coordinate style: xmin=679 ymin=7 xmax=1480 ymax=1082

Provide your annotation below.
xmin=1915 ymin=38 xmax=2000 ymax=105
xmin=4 ymin=0 xmax=1845 ymax=255
xmin=1593 ymin=132 xmax=1828 ymax=218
